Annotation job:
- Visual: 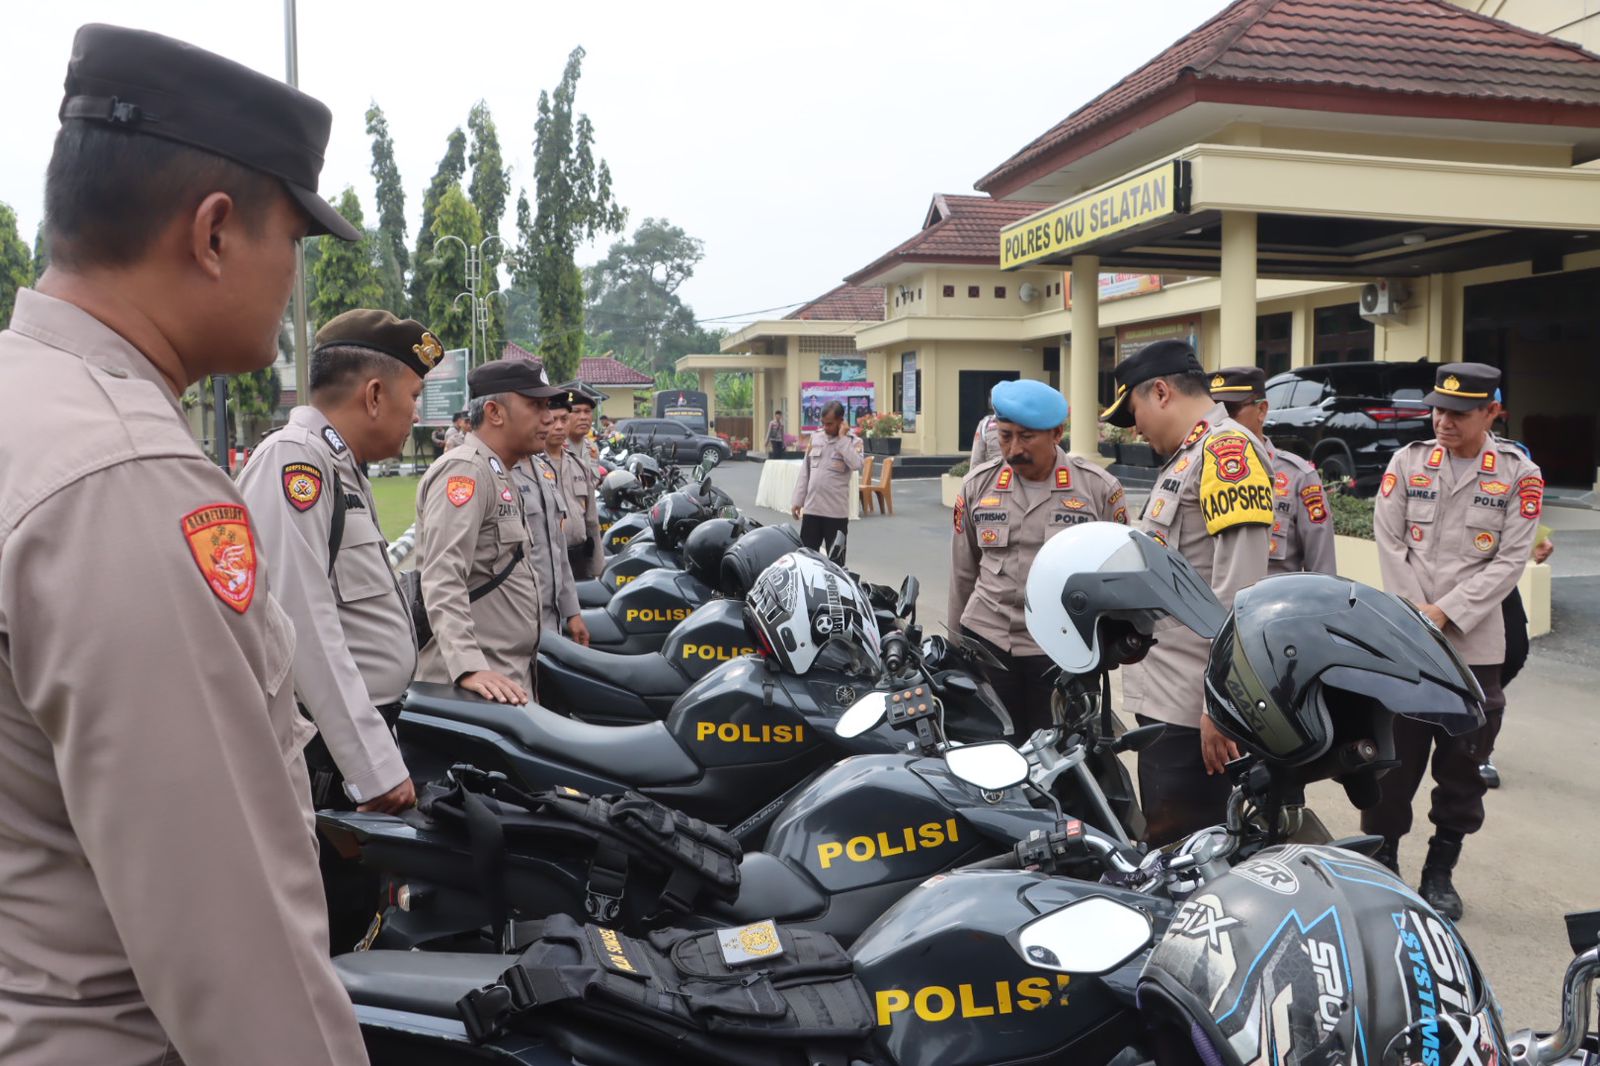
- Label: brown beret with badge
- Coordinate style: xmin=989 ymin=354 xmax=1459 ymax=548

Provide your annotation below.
xmin=314 ymin=308 xmax=443 ymax=379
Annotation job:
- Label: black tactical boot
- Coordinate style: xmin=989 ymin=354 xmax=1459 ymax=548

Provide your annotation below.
xmin=1419 ymin=833 xmax=1464 ymax=921
xmin=1373 ymin=837 xmax=1400 ymax=876
xmin=1479 ymin=759 xmax=1500 ymax=789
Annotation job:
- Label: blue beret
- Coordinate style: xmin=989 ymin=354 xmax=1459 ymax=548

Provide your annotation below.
xmin=991 ymin=379 xmax=1068 ymax=431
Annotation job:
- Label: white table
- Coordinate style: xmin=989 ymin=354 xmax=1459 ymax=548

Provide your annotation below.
xmin=755 ymin=459 xmax=861 ymax=520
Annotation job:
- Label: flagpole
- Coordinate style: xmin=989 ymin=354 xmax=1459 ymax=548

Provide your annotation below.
xmin=285 ymin=0 xmax=311 ymax=413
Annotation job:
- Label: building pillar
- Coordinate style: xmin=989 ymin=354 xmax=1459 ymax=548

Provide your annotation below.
xmin=1289 ymin=303 xmax=1311 ymax=368
xmin=698 ymin=369 xmax=716 ymax=427
xmin=1068 ymin=255 xmax=1100 ymax=459
xmin=1219 ymin=211 xmax=1258 ymax=370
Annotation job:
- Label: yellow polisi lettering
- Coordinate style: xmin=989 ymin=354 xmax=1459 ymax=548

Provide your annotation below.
xmin=875 ymin=976 xmax=1071 ymax=1026
xmin=613 ymin=573 xmax=635 ymax=586
xmin=815 ymin=818 xmax=959 ymax=869
xmin=680 ymin=643 xmax=757 ymax=661
xmin=625 ymin=607 xmax=692 ymax=624
xmin=693 ymin=721 xmax=806 ymax=744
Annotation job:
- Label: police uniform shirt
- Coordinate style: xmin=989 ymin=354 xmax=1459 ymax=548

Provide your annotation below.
xmin=1267 ymin=446 xmax=1337 ymax=576
xmin=1121 ymin=405 xmax=1273 ymax=729
xmin=416 ymin=434 xmax=543 ymax=691
xmin=949 ymin=448 xmax=1128 ymax=656
xmin=0 ymin=290 xmax=365 ymax=1064
xmin=236 ymin=405 xmax=413 ymax=802
xmin=792 ymin=429 xmax=865 ymax=519
xmin=969 ymin=415 xmax=1001 ymax=469
xmin=561 ymin=441 xmax=605 ymax=575
xmin=512 ymin=453 xmax=580 ymax=628
xmin=1374 ymin=436 xmax=1542 ymax=664
xmin=443 ymin=426 xmax=467 ymax=450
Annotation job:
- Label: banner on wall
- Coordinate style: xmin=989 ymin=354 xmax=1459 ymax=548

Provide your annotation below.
xmin=1063 ymin=273 xmax=1163 ymax=309
xmin=800 ymin=381 xmax=876 ymax=433
xmin=900 ymin=353 xmax=917 ymax=430
xmin=1116 ymin=316 xmax=1201 ymax=363
xmin=819 ymin=356 xmax=867 ymax=382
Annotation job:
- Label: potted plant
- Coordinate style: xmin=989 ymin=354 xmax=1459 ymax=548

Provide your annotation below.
xmin=1118 ymin=430 xmax=1156 ymax=468
xmin=941 ymin=459 xmax=970 ymax=508
xmin=1098 ymin=423 xmax=1131 ymax=462
xmin=856 ymin=412 xmax=905 ymax=456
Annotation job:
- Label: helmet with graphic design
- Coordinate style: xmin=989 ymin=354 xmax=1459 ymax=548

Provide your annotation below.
xmin=743 ymin=549 xmax=881 ymax=677
xmin=719 ymin=524 xmax=804 ymax=599
xmin=1138 ymin=843 xmax=1504 ymax=1066
xmin=648 ymin=489 xmax=714 ymax=551
xmin=1024 ymin=523 xmax=1225 ymax=675
xmin=1203 ymin=574 xmax=1484 ymax=810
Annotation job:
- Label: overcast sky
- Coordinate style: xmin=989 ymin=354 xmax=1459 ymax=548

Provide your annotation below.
xmin=5 ymin=1 xmax=1230 ymax=328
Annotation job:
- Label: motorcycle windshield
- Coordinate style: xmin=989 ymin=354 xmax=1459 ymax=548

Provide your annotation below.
xmin=1320 ymin=666 xmax=1485 ymax=736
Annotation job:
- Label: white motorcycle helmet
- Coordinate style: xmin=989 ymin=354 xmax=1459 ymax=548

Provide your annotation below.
xmin=744 ymin=550 xmax=881 ymax=677
xmin=1023 ymin=523 xmax=1225 ymax=675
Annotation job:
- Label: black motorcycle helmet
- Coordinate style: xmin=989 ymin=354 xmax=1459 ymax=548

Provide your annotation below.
xmin=720 ymin=524 xmax=804 ymax=599
xmin=648 ymin=490 xmax=713 ymax=551
xmin=599 ymin=468 xmax=640 ymax=511
xmin=682 ymin=518 xmax=745 ymax=587
xmin=1204 ymin=574 xmax=1484 ymax=808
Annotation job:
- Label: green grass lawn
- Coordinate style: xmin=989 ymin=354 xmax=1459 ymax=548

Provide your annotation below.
xmin=369 ymin=474 xmax=421 ymax=541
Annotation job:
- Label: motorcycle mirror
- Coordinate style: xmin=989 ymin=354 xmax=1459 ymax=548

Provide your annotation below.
xmin=943 ymin=742 xmax=1029 ymax=792
xmin=953 ymin=632 xmax=1007 ymax=673
xmin=1015 ymin=896 xmax=1152 ymax=975
xmin=1112 ymin=722 xmax=1167 ymax=754
xmin=897 ymin=575 xmax=920 ymax=621
xmin=836 ymin=693 xmax=890 ymax=738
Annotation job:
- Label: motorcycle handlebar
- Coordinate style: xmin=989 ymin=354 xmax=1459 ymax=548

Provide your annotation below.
xmin=958 ymin=850 xmax=1024 ymax=872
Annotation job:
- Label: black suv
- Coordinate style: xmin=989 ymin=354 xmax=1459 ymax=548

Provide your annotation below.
xmin=614 ymin=418 xmax=730 ymax=468
xmin=1262 ymin=361 xmax=1437 ymax=495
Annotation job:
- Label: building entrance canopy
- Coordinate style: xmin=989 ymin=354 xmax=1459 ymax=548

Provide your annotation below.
xmin=999 ymin=143 xmax=1600 ymax=279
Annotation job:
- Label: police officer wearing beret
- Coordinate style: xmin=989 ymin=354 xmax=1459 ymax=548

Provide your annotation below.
xmin=951 ymin=379 xmax=1127 ymax=739
xmin=416 ymin=360 xmax=559 ymax=702
xmin=1209 ymin=366 xmax=1336 ymax=575
xmin=1365 ymin=362 xmax=1542 ymax=919
xmin=0 ymin=24 xmax=368 ymax=1065
xmin=557 ymin=384 xmax=607 ymax=579
xmin=514 ymin=389 xmax=589 ymax=644
xmin=1101 ymin=341 xmax=1273 ymax=846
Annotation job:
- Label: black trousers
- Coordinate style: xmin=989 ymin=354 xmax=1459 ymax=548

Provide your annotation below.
xmin=799 ymin=514 xmax=849 ymax=562
xmin=961 ymin=627 xmax=1058 ymax=742
xmin=1134 ymin=715 xmax=1235 ymax=848
xmin=1501 ymin=587 xmax=1530 ymax=687
xmin=568 ymin=542 xmax=596 ymax=581
xmin=768 ymin=442 xmax=784 ymax=459
xmin=1361 ymin=664 xmax=1506 ymax=841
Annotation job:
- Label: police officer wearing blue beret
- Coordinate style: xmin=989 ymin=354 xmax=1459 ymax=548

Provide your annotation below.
xmin=950 ymin=379 xmax=1128 ymax=739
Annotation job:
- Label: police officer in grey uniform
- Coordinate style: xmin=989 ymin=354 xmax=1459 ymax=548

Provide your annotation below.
xmin=514 ymin=391 xmax=589 ymax=644
xmin=417 ymin=360 xmax=562 ymax=701
xmin=1208 ymin=366 xmax=1336 ymax=575
xmin=557 ymin=384 xmax=606 ymax=579
xmin=238 ymin=309 xmax=432 ymax=813
xmin=1365 ymin=362 xmax=1542 ymax=918
xmin=951 ymin=379 xmax=1127 ymax=738
xmin=0 ymin=24 xmax=368 ymax=1065
xmin=1100 ymin=341 xmax=1273 ymax=845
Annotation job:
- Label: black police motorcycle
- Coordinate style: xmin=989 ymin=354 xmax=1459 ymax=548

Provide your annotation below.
xmin=578 ymin=479 xmax=734 ymax=607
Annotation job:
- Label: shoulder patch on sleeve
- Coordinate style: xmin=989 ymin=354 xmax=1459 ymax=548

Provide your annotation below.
xmin=1300 ymin=482 xmax=1329 ymax=524
xmin=1380 ymin=472 xmax=1398 ymax=497
xmin=181 ymin=504 xmax=258 ymax=614
xmin=446 ymin=476 xmax=476 ymax=507
xmin=1517 ymin=475 xmax=1543 ymax=519
xmin=953 ymin=494 xmax=965 ymax=534
xmin=281 ymin=462 xmax=323 ymax=512
xmin=1200 ymin=431 xmax=1274 ymax=535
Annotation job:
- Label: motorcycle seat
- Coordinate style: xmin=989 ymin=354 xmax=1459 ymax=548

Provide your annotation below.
xmin=703 ymin=852 xmax=826 ymax=925
xmin=405 ymin=683 xmax=698 ymax=786
xmin=540 ymin=634 xmax=686 ymax=697
xmin=336 ymin=950 xmax=509 ymax=1017
xmin=576 ymin=579 xmax=610 ymax=608
xmin=579 ymin=608 xmax=626 ymax=646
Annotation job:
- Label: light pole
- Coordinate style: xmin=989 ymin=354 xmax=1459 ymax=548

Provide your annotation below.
xmin=434 ymin=234 xmax=502 ymax=367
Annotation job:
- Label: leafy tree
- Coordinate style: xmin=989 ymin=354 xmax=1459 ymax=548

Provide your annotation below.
xmin=715 ymin=371 xmax=753 ymax=415
xmin=409 ymin=128 xmax=468 ymax=316
xmin=524 ymin=46 xmax=626 ymax=382
xmin=421 ymin=185 xmax=483 ymax=354
xmin=198 ymin=367 xmax=282 ymax=453
xmin=310 ymin=188 xmax=384 ymax=328
xmin=31 ymin=219 xmax=48 ymax=280
xmin=586 ymin=217 xmax=704 ymax=371
xmin=0 ymin=203 xmax=34 ymax=328
xmin=365 ymin=103 xmax=409 ymax=314
xmin=468 ymin=101 xmax=510 ymax=353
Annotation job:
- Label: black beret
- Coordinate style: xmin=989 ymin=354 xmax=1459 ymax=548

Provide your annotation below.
xmin=1099 ymin=340 xmax=1204 ymax=427
xmin=469 ymin=359 xmax=563 ymax=400
xmin=1424 ymin=362 xmax=1500 ymax=412
xmin=1208 ymin=365 xmax=1266 ymax=403
xmin=60 ymin=24 xmax=358 ymax=240
xmin=555 ymin=380 xmax=604 ymax=409
xmin=314 ymin=309 xmax=442 ymax=379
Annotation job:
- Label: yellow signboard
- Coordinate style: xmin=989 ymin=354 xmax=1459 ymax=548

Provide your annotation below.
xmin=1000 ymin=160 xmax=1189 ymax=270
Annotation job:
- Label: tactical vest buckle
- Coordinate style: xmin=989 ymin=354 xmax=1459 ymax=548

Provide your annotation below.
xmin=457 ymin=982 xmax=516 ymax=1043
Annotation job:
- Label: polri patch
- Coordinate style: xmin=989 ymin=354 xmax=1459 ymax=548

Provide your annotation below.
xmin=1300 ymin=483 xmax=1328 ymax=524
xmin=282 ymin=462 xmax=323 ymax=512
xmin=446 ymin=476 xmax=476 ymax=507
xmin=321 ymin=426 xmax=348 ymax=454
xmin=1380 ymin=472 xmax=1398 ymax=497
xmin=182 ymin=504 xmax=257 ymax=614
xmin=1474 ymin=531 xmax=1496 ymax=552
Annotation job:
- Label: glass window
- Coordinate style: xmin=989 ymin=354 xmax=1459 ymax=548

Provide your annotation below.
xmin=1265 ymin=381 xmax=1295 ymax=407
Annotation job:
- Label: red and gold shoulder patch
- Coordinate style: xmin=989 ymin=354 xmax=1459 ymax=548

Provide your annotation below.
xmin=1409 ymin=474 xmax=1433 ymax=489
xmin=1517 ymin=475 xmax=1544 ymax=519
xmin=182 ymin=504 xmax=257 ymax=614
xmin=1474 ymin=531 xmax=1497 ymax=552
xmin=1054 ymin=467 xmax=1072 ymax=490
xmin=1274 ymin=470 xmax=1290 ymax=497
xmin=953 ymin=494 xmax=965 ymax=534
xmin=1478 ymin=480 xmax=1509 ymax=496
xmin=1113 ymin=506 xmax=1128 ymax=524
xmin=281 ymin=462 xmax=323 ymax=512
xmin=1183 ymin=421 xmax=1209 ymax=449
xmin=1480 ymin=451 xmax=1497 ymax=474
xmin=1380 ymin=472 xmax=1398 ymax=497
xmin=1300 ymin=483 xmax=1328 ymax=524
xmin=1426 ymin=447 xmax=1444 ymax=469
xmin=446 ymin=475 xmax=476 ymax=507
xmin=995 ymin=468 xmax=1013 ymax=491
xmin=1204 ymin=433 xmax=1251 ymax=484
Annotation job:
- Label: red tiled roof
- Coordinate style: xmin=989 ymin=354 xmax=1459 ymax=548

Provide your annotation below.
xmin=577 ymin=356 xmax=653 ymax=386
xmin=501 ymin=341 xmax=542 ymax=364
xmin=844 ymin=194 xmax=1052 ymax=284
xmin=783 ymin=284 xmax=885 ymax=321
xmin=979 ymin=0 xmax=1600 ymax=196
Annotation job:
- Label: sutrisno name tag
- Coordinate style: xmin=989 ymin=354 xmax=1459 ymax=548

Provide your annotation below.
xmin=717 ymin=919 xmax=785 ymax=967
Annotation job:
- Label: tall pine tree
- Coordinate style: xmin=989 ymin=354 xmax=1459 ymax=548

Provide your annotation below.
xmin=309 ymin=188 xmax=384 ymax=329
xmin=408 ymin=128 xmax=467 ymax=316
xmin=365 ymin=103 xmax=410 ymax=315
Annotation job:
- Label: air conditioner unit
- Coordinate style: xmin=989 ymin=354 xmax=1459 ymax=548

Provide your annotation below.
xmin=1018 ymin=282 xmax=1039 ymax=303
xmin=1359 ymin=279 xmax=1408 ymax=323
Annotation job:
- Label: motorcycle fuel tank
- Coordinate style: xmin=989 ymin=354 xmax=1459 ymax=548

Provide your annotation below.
xmin=658 ymin=598 xmax=759 ymax=681
xmin=582 ymin=568 xmax=714 ymax=653
xmin=600 ymin=510 xmax=649 ymax=554
xmin=851 ymin=870 xmax=1173 ymax=1066
xmin=598 ymin=536 xmax=679 ymax=594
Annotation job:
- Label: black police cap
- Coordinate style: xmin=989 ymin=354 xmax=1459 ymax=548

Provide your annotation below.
xmin=1424 ymin=362 xmax=1500 ymax=412
xmin=314 ymin=309 xmax=442 ymax=380
xmin=556 ymin=380 xmax=604 ymax=409
xmin=1208 ymin=365 xmax=1266 ymax=403
xmin=60 ymin=24 xmax=359 ymax=241
xmin=1099 ymin=339 xmax=1204 ymax=427
xmin=469 ymin=359 xmax=564 ymax=400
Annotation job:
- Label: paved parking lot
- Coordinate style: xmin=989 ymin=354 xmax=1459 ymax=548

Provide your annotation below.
xmin=714 ymin=457 xmax=1600 ymax=1027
